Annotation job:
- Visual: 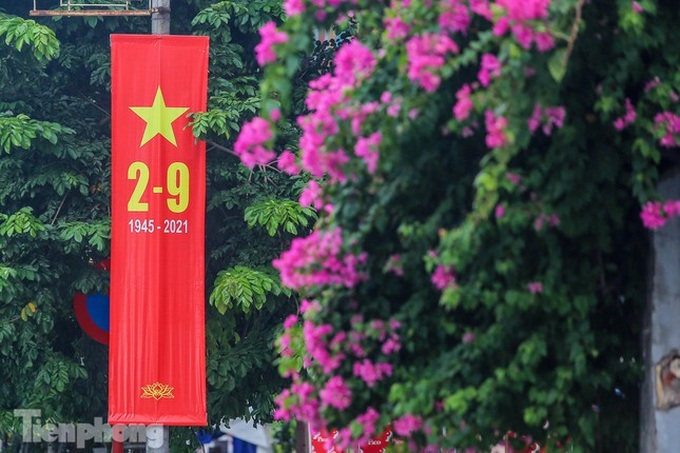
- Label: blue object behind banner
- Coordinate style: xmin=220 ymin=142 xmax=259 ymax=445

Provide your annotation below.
xmin=86 ymin=293 xmax=110 ymax=331
xmin=233 ymin=438 xmax=257 ymax=453
xmin=74 ymin=292 xmax=110 ymax=345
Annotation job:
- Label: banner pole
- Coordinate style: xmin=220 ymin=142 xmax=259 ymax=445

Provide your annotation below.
xmin=147 ymin=3 xmax=171 ymax=452
xmin=151 ymin=0 xmax=170 ymax=35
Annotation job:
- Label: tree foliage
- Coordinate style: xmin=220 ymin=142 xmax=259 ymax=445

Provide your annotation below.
xmin=0 ymin=1 xmax=308 ymax=449
xmin=236 ymin=0 xmax=678 ymax=451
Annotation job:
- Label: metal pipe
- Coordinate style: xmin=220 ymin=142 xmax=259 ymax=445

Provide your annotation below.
xmin=29 ymin=9 xmax=155 ymax=16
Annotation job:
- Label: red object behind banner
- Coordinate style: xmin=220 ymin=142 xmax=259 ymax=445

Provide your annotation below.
xmin=312 ymin=427 xmax=392 ymax=453
xmin=109 ymin=34 xmax=209 ymax=426
xmin=312 ymin=429 xmax=344 ymax=453
xmin=359 ymin=427 xmax=391 ymax=453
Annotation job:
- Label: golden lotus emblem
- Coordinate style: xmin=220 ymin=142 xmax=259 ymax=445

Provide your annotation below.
xmin=140 ymin=382 xmax=175 ymax=400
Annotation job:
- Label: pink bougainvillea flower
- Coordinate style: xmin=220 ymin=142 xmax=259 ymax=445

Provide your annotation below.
xmin=453 ymin=84 xmax=474 ymax=121
xmin=492 ymin=0 xmax=552 ymax=51
xmin=664 ymin=200 xmax=680 ymax=217
xmin=654 ymin=111 xmax=680 ymax=147
xmin=355 ymin=132 xmax=382 ymax=173
xmin=273 ymin=382 xmax=321 ymax=428
xmin=478 ymin=53 xmax=502 ymax=87
xmin=534 ymin=31 xmax=555 ymax=52
xmin=304 ymin=320 xmax=345 ymax=373
xmin=632 ymin=1 xmax=644 ymax=13
xmin=645 ymin=76 xmax=661 ymax=92
xmin=528 ymin=104 xmax=542 ymax=133
xmin=384 ymin=254 xmax=404 ymax=276
xmin=300 ymin=299 xmax=320 ymax=314
xmin=277 ymin=150 xmax=300 ymax=175
xmin=320 ymin=376 xmax=352 ymax=410
xmin=283 ymin=0 xmax=305 ymax=16
xmin=431 ymin=264 xmax=456 ymax=290
xmin=283 ymin=314 xmax=298 ymax=330
xmin=527 ymin=282 xmax=544 ymax=294
xmin=406 ymin=33 xmax=459 ymax=92
xmin=233 ymin=117 xmax=276 ymax=168
xmin=334 ymin=40 xmax=377 ymax=86
xmin=393 ymin=414 xmax=423 ymax=437
xmin=529 ymin=104 xmax=566 ymax=135
xmin=439 ymin=0 xmax=471 ymax=34
xmin=381 ymin=334 xmax=401 ymax=354
xmin=484 ymin=110 xmax=509 ymax=148
xmin=470 ymin=0 xmax=493 ymax=20
xmin=299 ymin=180 xmax=323 ymax=210
xmin=613 ymin=98 xmax=636 ymax=131
xmin=273 ymin=228 xmax=367 ymax=290
xmin=534 ymin=213 xmax=560 ymax=231
xmin=353 ymin=359 xmax=393 ymax=386
xmin=385 ymin=16 xmax=411 ymax=41
xmin=640 ymin=201 xmax=667 ymax=230
xmin=255 ymin=22 xmax=288 ymax=66
xmin=355 ymin=408 xmax=381 ymax=443
xmin=507 ymin=172 xmax=522 ymax=186
xmin=495 ymin=204 xmax=505 ymax=219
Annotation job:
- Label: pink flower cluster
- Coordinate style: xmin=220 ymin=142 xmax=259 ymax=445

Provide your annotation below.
xmin=527 ymin=281 xmax=543 ymax=294
xmin=354 ymin=132 xmax=382 ymax=173
xmin=393 ymin=414 xmax=424 ymax=437
xmin=654 ymin=111 xmax=680 ymax=147
xmin=370 ymin=318 xmax=402 ymax=355
xmin=354 ymin=408 xmax=381 ymax=445
xmin=299 ymin=180 xmax=323 ymax=210
xmin=274 ymin=382 xmax=321 ymax=427
xmin=272 ymin=228 xmax=367 ymax=290
xmin=304 ymin=320 xmax=345 ymax=373
xmin=335 ymin=40 xmax=377 ymax=86
xmin=478 ymin=53 xmax=502 ymax=87
xmin=275 ymin=314 xmax=402 ymax=444
xmin=321 ymin=409 xmax=382 ymax=451
xmin=295 ymin=40 xmax=380 ymax=182
xmin=406 ymin=33 xmax=459 ymax=92
xmin=484 ymin=110 xmax=509 ymax=148
xmin=320 ymin=376 xmax=352 ymax=410
xmin=381 ymin=91 xmax=403 ymax=117
xmin=528 ymin=104 xmax=566 ymax=135
xmin=255 ymin=22 xmax=288 ymax=66
xmin=453 ymin=84 xmax=474 ymax=120
xmin=613 ymin=98 xmax=636 ymax=131
xmin=385 ymin=16 xmax=411 ymax=41
xmin=233 ymin=117 xmax=275 ymax=168
xmin=439 ymin=0 xmax=471 ymax=34
xmin=431 ymin=264 xmax=456 ymax=290
xmin=645 ymin=76 xmax=661 ymax=92
xmin=384 ymin=254 xmax=404 ymax=276
xmin=507 ymin=172 xmax=522 ymax=186
xmin=470 ymin=0 xmax=493 ymax=20
xmin=640 ymin=200 xmax=680 ymax=230
xmin=283 ymin=0 xmax=304 ymax=16
xmin=492 ymin=0 xmax=554 ymax=51
xmin=353 ymin=359 xmax=393 ymax=387
xmin=534 ymin=212 xmax=560 ymax=231
xmin=277 ymin=150 xmax=300 ymax=175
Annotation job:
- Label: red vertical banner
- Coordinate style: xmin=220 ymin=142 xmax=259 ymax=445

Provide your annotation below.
xmin=109 ymin=34 xmax=209 ymax=426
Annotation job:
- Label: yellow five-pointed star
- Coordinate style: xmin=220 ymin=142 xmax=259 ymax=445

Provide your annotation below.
xmin=130 ymin=87 xmax=189 ymax=147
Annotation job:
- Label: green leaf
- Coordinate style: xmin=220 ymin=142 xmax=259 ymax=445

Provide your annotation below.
xmin=547 ymin=48 xmax=567 ymax=82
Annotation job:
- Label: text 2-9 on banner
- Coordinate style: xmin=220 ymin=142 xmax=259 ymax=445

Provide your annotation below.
xmin=109 ymin=34 xmax=209 ymax=426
